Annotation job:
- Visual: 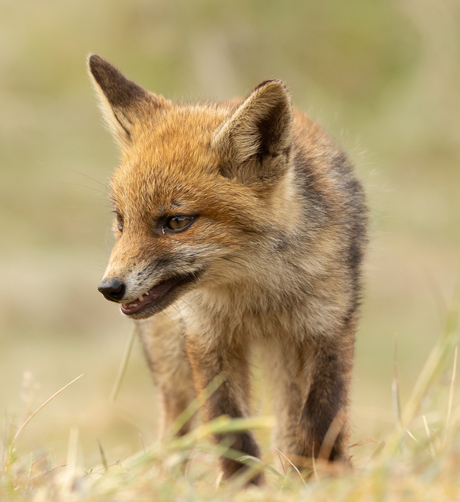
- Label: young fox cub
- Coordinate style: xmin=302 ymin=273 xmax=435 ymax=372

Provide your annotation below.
xmin=89 ymin=55 xmax=367 ymax=484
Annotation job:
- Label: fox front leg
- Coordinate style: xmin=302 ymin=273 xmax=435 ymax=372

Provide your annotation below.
xmin=185 ymin=334 xmax=264 ymax=485
xmin=299 ymin=324 xmax=355 ymax=466
xmin=136 ymin=316 xmax=196 ymax=438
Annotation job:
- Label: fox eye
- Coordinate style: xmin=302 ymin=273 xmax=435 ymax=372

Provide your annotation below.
xmin=114 ymin=213 xmax=123 ymax=233
xmin=164 ymin=215 xmax=196 ymax=233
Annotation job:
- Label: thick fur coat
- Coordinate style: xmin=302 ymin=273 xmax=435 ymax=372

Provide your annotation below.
xmin=89 ymin=54 xmax=367 ymax=484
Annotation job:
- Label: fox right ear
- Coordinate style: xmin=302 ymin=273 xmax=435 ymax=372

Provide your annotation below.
xmin=211 ymin=79 xmax=293 ymax=182
xmin=87 ymin=55 xmax=168 ymax=148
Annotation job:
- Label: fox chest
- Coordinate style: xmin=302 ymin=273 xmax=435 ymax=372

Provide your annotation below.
xmin=178 ymin=293 xmax=314 ymax=345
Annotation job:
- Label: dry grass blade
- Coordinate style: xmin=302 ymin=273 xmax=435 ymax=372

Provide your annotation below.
xmin=127 ymin=414 xmax=275 ymax=470
xmin=97 ymin=440 xmax=108 ymax=472
xmin=110 ymin=327 xmax=136 ymax=402
xmin=139 ymin=432 xmax=146 ymax=454
xmin=2 ymin=411 xmax=8 ymax=467
xmin=446 ymin=345 xmax=457 ymax=430
xmin=67 ymin=428 xmax=79 ymax=474
xmin=170 ymin=415 xmax=275 ymax=452
xmin=275 ymin=449 xmax=307 ymax=488
xmin=164 ymin=372 xmax=226 ymax=439
xmin=276 ymin=449 xmax=287 ymax=476
xmin=350 ymin=438 xmax=379 ymax=449
xmin=382 ymin=275 xmax=460 ymax=458
xmin=405 ymin=429 xmax=420 ymax=445
xmin=214 ymin=470 xmax=224 ymax=489
xmin=236 ymin=455 xmax=283 ymax=480
xmin=401 ymin=273 xmax=460 ymax=429
xmin=312 ymin=444 xmax=319 ymax=482
xmin=422 ymin=415 xmax=435 ymax=458
xmin=12 ymin=374 xmax=84 ymax=444
xmin=392 ymin=338 xmax=403 ymax=432
xmin=318 ymin=412 xmax=345 ymax=462
xmin=227 ymin=456 xmax=271 ymax=489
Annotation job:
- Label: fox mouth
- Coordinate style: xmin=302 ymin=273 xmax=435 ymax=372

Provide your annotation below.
xmin=120 ymin=272 xmax=199 ymax=318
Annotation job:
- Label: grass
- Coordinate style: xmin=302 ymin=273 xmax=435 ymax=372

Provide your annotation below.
xmin=1 ymin=284 xmax=459 ymax=501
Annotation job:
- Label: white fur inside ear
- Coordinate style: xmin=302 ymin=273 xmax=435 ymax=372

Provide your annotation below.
xmin=89 ymin=73 xmax=132 ymax=147
xmin=87 ymin=54 xmax=159 ymax=149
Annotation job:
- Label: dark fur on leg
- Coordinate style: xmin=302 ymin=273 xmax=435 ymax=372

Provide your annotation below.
xmin=298 ymin=322 xmax=355 ymax=467
xmin=186 ymin=336 xmax=264 ymax=486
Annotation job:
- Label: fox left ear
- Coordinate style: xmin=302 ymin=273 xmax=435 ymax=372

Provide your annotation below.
xmin=87 ymin=54 xmax=169 ymax=148
xmin=212 ymin=79 xmax=293 ymax=180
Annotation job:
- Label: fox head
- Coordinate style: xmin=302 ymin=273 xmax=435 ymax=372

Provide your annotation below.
xmin=89 ymin=55 xmax=296 ymax=319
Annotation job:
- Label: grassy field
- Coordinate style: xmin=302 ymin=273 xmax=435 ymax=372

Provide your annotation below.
xmin=2 ymin=316 xmax=460 ymax=500
xmin=1 ymin=0 xmax=460 ymax=499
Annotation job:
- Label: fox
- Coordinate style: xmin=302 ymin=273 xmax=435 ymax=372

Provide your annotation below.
xmin=88 ymin=54 xmax=367 ymax=485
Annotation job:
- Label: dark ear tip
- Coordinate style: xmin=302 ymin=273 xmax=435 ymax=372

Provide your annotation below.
xmin=87 ymin=54 xmax=106 ymax=76
xmin=86 ymin=54 xmax=124 ymax=90
xmin=253 ymin=79 xmax=288 ymax=94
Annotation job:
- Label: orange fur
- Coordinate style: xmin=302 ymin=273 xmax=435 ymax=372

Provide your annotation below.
xmin=89 ymin=55 xmax=367 ymax=484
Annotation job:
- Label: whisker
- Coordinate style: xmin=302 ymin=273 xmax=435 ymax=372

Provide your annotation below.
xmin=58 ymin=182 xmax=106 ymax=195
xmin=61 ymin=168 xmax=109 ymax=189
xmin=177 ymin=298 xmax=198 ymax=317
xmin=171 ymin=304 xmax=184 ymax=319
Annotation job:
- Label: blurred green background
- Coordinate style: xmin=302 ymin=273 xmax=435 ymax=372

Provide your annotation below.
xmin=1 ymin=0 xmax=459 ymax=469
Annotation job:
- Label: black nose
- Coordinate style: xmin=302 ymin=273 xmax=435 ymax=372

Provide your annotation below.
xmin=98 ymin=278 xmax=126 ymax=302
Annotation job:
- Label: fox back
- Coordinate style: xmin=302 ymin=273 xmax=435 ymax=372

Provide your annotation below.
xmin=90 ymin=55 xmax=367 ymax=484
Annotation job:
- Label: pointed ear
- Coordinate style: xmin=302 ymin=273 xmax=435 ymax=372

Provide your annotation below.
xmin=87 ymin=54 xmax=168 ymax=147
xmin=212 ymin=79 xmax=293 ymax=179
